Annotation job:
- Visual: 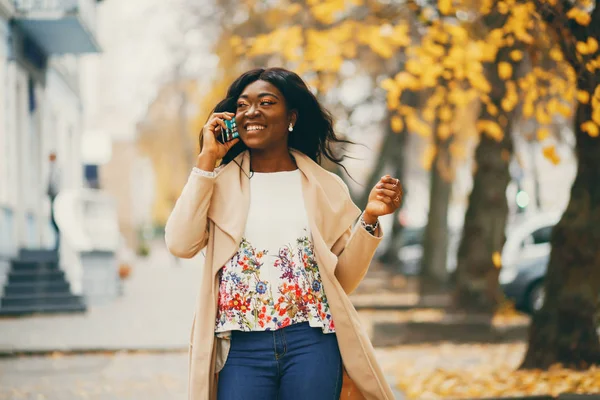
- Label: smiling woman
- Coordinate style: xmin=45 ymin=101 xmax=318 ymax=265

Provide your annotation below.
xmin=166 ymin=67 xmax=403 ymax=400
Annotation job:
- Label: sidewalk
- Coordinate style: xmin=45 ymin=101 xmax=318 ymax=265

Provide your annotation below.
xmin=0 ymin=242 xmax=531 ymax=351
xmin=0 ymin=243 xmax=200 ymax=354
xmin=349 ymin=262 xmax=452 ymax=310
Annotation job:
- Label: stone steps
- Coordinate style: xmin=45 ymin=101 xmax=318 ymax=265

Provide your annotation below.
xmin=0 ymin=249 xmax=86 ymax=316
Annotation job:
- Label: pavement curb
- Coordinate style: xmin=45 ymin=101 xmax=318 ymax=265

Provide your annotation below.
xmin=0 ymin=346 xmax=189 ymax=358
xmin=353 ymin=304 xmax=448 ymax=311
xmin=464 ymin=396 xmax=553 ymax=400
xmin=463 ymin=395 xmax=600 ymax=400
xmin=371 ymin=320 xmax=528 ymax=347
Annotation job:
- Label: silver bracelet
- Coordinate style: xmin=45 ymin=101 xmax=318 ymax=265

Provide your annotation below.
xmin=191 ymin=167 xmax=216 ymax=178
xmin=360 ymin=214 xmax=379 ymax=235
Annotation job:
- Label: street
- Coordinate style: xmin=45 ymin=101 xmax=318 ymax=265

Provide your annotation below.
xmin=0 ymin=352 xmax=188 ymax=400
xmin=0 ymin=349 xmax=409 ymax=400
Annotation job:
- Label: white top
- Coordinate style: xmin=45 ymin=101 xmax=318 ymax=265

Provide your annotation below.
xmin=215 ymin=169 xmax=335 ymax=334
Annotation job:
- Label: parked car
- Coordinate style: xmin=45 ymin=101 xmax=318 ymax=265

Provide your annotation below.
xmin=388 ymin=212 xmax=560 ymax=278
xmin=501 ymin=212 xmax=561 ymax=269
xmin=499 ymin=211 xmax=561 ymax=313
xmin=396 ymin=226 xmax=462 ymax=276
xmin=500 ymin=254 xmax=548 ymax=313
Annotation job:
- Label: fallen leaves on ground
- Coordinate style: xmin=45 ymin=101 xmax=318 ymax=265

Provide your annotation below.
xmin=492 ymin=300 xmax=531 ymax=327
xmin=358 ymin=306 xmax=530 ymax=327
xmin=381 ymin=343 xmax=600 ymax=399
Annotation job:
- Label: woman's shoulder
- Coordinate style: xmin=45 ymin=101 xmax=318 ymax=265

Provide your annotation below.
xmin=324 ymin=170 xmax=351 ymax=195
xmin=313 ymin=165 xmax=353 ymax=201
xmin=291 ymin=150 xmax=351 ymax=196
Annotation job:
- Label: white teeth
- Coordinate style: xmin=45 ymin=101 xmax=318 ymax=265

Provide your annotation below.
xmin=247 ymin=125 xmax=265 ymax=131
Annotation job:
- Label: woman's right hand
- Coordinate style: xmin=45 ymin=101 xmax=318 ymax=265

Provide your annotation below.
xmin=199 ymin=112 xmax=240 ymax=164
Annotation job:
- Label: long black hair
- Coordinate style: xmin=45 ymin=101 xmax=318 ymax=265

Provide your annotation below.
xmin=207 ymin=67 xmax=355 ymax=169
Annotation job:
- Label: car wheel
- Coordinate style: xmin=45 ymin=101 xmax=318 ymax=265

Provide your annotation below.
xmin=528 ymin=282 xmax=545 ymax=313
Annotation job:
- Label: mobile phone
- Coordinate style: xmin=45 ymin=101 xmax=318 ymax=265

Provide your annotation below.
xmin=217 ymin=117 xmax=239 ymax=143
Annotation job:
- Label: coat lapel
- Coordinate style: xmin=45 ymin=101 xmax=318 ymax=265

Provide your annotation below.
xmin=292 ymin=150 xmax=361 ymax=248
xmin=207 ymin=151 xmax=251 ymax=252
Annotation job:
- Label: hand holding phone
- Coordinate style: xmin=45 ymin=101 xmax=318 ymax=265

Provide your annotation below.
xmin=200 ymin=112 xmax=240 ymax=160
xmin=217 ymin=117 xmax=240 ymax=144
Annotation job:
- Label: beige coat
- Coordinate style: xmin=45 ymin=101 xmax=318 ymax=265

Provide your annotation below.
xmin=165 ymin=150 xmax=395 ymax=400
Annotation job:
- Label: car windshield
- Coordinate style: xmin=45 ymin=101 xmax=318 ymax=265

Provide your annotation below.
xmin=516 ymin=254 xmax=550 ymax=270
xmin=520 ymin=225 xmax=554 ymax=248
xmin=531 ymin=226 xmax=553 ymax=244
xmin=400 ymin=227 xmax=424 ymax=247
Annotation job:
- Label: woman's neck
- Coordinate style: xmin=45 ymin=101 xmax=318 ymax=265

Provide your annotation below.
xmin=249 ymin=147 xmax=297 ymax=173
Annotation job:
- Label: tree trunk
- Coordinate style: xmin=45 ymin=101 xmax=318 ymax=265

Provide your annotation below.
xmin=420 ymin=138 xmax=452 ymax=294
xmin=376 ymin=121 xmax=407 ymax=265
xmin=358 ymin=89 xmax=416 ymax=210
xmin=358 ymin=115 xmax=403 ymax=209
xmin=454 ymin=130 xmax=512 ymax=313
xmin=378 ymin=160 xmax=406 ymax=265
xmin=520 ymin=97 xmax=600 ymax=369
xmin=454 ymin=50 xmax=516 ymax=313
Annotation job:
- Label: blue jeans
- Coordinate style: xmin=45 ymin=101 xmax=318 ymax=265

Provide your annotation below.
xmin=217 ymin=322 xmax=343 ymax=400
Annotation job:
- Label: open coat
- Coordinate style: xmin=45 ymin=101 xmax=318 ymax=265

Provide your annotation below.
xmin=165 ymin=150 xmax=395 ymax=400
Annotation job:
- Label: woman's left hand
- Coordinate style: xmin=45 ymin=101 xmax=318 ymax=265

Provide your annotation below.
xmin=364 ymin=175 xmax=403 ymax=222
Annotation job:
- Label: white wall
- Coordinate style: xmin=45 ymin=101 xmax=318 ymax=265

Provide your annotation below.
xmin=0 ymin=18 xmax=8 ymax=210
xmin=47 ymin=63 xmax=82 ymax=174
xmin=44 ymin=63 xmax=85 ymax=245
xmin=45 ymin=63 xmax=85 ymax=290
xmin=0 ymin=17 xmax=11 ymax=291
xmin=1 ymin=45 xmax=21 ymax=254
xmin=0 ymin=38 xmax=85 ymax=255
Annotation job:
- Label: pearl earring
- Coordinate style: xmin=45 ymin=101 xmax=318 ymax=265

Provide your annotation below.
xmin=288 ymin=123 xmax=294 ymax=132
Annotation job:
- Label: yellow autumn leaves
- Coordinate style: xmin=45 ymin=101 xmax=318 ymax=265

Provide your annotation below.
xmin=381 ymin=0 xmax=599 ymax=168
xmin=576 ymin=37 xmax=599 ymax=56
xmin=581 ymin=121 xmax=599 ymax=137
xmin=477 ymin=121 xmax=505 ymax=142
xmin=576 ymin=86 xmax=600 ymax=138
xmin=498 ymin=62 xmax=512 ymax=80
xmin=379 ymin=21 xmax=489 ymax=156
xmin=228 ymin=0 xmax=599 ymax=172
xmin=397 ymin=361 xmax=600 ymax=399
xmin=307 ymin=0 xmax=363 ymax=24
xmin=231 ymin=20 xmax=410 ymax=75
xmin=566 ymin=4 xmax=592 ymax=26
xmin=492 ymin=252 xmax=502 ymax=268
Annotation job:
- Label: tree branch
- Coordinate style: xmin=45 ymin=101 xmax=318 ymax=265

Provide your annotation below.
xmin=534 ymin=0 xmax=599 ymax=85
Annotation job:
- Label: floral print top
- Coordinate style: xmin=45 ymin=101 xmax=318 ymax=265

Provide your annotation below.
xmin=215 ymin=170 xmax=335 ymax=334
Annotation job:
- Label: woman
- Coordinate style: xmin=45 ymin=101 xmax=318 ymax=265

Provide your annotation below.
xmin=165 ymin=67 xmax=402 ymax=400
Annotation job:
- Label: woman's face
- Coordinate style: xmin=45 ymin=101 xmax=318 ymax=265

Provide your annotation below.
xmin=235 ymin=80 xmax=296 ymax=151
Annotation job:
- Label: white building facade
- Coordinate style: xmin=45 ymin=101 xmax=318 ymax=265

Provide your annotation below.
xmin=0 ymin=0 xmax=100 ymax=286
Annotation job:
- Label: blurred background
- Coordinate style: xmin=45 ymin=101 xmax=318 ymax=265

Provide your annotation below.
xmin=0 ymin=0 xmax=599 ymax=399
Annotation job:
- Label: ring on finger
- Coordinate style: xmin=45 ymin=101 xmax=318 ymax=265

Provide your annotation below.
xmin=394 ymin=195 xmax=400 ymax=203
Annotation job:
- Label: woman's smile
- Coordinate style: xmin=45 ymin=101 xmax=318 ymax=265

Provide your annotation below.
xmin=245 ymin=124 xmax=266 ymax=132
xmin=243 ymin=124 xmax=267 ymax=138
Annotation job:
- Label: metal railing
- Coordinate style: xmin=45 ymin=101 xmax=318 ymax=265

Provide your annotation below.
xmin=13 ymin=0 xmax=79 ymax=13
xmin=12 ymin=0 xmax=96 ymax=35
